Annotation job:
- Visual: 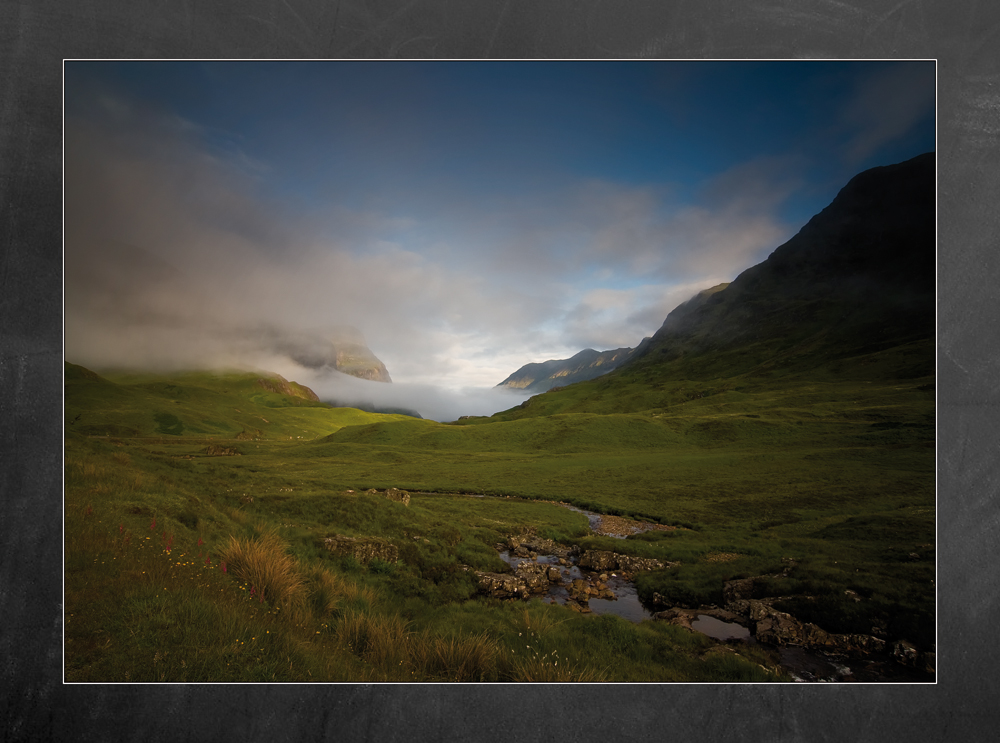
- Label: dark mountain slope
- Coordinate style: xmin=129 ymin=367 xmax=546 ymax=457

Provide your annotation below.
xmin=630 ymin=153 xmax=935 ymax=377
xmin=486 ymin=153 xmax=935 ymax=420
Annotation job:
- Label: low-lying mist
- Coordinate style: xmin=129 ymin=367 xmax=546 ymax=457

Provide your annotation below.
xmin=273 ymin=363 xmax=531 ymax=423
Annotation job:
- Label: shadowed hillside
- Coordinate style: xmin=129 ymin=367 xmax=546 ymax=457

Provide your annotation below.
xmin=490 ymin=153 xmax=935 ymax=420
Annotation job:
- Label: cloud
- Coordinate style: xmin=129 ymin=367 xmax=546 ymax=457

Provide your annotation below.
xmin=841 ymin=64 xmax=935 ymax=165
xmin=553 ymin=169 xmax=793 ymax=283
xmin=64 ymin=87 xmax=804 ymax=410
xmin=63 ymin=101 xmax=569 ymax=397
xmin=415 ymin=165 xmax=794 ymax=299
xmin=559 ymin=278 xmax=731 ymax=351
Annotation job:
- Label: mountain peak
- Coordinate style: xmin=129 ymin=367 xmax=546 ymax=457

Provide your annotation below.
xmin=628 ymin=152 xmax=935 ymax=377
xmin=269 ymin=326 xmax=392 ymax=383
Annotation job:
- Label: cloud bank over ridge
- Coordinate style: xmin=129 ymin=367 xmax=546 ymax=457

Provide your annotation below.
xmin=64 ymin=62 xmax=935 ymax=417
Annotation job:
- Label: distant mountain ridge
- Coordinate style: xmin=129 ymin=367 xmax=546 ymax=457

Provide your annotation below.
xmin=495 ymin=344 xmax=649 ymax=393
xmin=495 ymin=282 xmax=732 ymax=394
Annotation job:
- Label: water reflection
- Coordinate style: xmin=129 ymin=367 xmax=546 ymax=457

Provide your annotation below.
xmin=690 ymin=614 xmax=752 ymax=642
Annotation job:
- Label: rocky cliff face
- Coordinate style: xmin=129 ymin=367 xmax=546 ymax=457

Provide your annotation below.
xmin=271 ymin=326 xmax=392 ymax=383
xmin=333 ymin=344 xmax=392 ymax=382
xmin=496 ymin=344 xmax=649 ymax=393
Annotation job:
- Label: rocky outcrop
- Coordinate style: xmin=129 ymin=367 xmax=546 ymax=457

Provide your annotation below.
xmin=722 ymin=576 xmax=759 ymax=603
xmin=721 ymin=559 xmax=798 ymax=604
xmin=204 ymin=444 xmax=240 ymax=456
xmin=266 ymin=326 xmax=393 ymax=383
xmin=592 ymin=514 xmax=676 ymax=537
xmin=577 ymin=550 xmax=672 ymax=576
xmin=512 ymin=561 xmax=553 ymax=593
xmin=717 ymin=562 xmax=891 ymax=659
xmin=507 ymin=535 xmax=577 ymax=559
xmin=475 ymin=559 xmax=564 ymax=600
xmin=893 ymin=639 xmax=935 ymax=674
xmin=364 ymin=488 xmax=411 ymax=506
xmin=322 ymin=535 xmax=398 ymax=564
xmin=566 ymin=576 xmax=616 ymax=605
xmin=476 ymin=572 xmax=532 ymax=600
xmin=727 ymin=599 xmax=887 ymax=658
xmin=383 ymin=488 xmax=411 ymax=505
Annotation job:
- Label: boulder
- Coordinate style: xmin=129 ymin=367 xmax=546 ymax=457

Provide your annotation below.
xmin=578 ymin=550 xmax=669 ymax=575
xmin=654 ymin=607 xmax=695 ymax=630
xmin=475 ymin=560 xmax=558 ymax=600
xmin=723 ymin=577 xmax=758 ymax=603
xmin=578 ymin=550 xmax=617 ymax=572
xmin=476 ymin=572 xmax=530 ymax=600
xmin=507 ymin=535 xmax=574 ymax=558
xmin=892 ymin=639 xmax=920 ymax=667
xmin=204 ymin=444 xmax=240 ymax=456
xmin=322 ymin=535 xmax=398 ymax=564
xmin=362 ymin=487 xmax=411 ymax=506
xmin=747 ymin=600 xmax=886 ymax=657
xmin=383 ymin=487 xmax=411 ymax=506
xmin=567 ymin=579 xmax=591 ymax=604
xmin=514 ymin=561 xmax=551 ymax=593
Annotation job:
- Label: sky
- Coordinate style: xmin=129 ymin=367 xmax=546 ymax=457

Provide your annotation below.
xmin=63 ymin=60 xmax=935 ymax=420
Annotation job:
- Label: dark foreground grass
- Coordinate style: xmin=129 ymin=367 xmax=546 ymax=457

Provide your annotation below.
xmin=64 ymin=362 xmax=933 ymax=682
xmin=65 ymin=432 xmax=789 ymax=682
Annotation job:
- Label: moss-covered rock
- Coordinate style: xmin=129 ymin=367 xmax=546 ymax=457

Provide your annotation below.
xmin=322 ymin=535 xmax=398 ymax=564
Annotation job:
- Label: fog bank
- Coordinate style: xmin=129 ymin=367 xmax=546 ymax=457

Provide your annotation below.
xmin=277 ymin=364 xmax=531 ymax=422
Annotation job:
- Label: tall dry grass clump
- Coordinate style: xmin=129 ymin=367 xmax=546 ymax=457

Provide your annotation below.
xmin=336 ymin=611 xmax=410 ymax=667
xmin=304 ymin=566 xmax=377 ymax=619
xmin=507 ymin=654 xmax=608 ymax=683
xmin=409 ymin=631 xmax=501 ymax=682
xmin=220 ymin=528 xmax=306 ymax=611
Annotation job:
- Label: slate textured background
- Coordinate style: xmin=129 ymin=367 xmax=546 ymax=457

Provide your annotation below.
xmin=1 ymin=1 xmax=995 ymax=740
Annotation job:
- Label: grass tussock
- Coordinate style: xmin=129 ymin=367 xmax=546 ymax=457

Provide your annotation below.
xmin=409 ymin=631 xmax=501 ymax=682
xmin=219 ymin=528 xmax=306 ymax=610
xmin=305 ymin=566 xmax=377 ymax=618
xmin=336 ymin=610 xmax=410 ymax=667
xmin=511 ymin=606 xmax=566 ymax=637
xmin=508 ymin=653 xmax=609 ymax=683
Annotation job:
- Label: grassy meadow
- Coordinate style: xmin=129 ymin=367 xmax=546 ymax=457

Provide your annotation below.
xmin=64 ymin=349 xmax=935 ymax=682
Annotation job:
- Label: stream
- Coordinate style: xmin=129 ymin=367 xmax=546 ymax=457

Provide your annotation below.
xmin=478 ymin=496 xmax=933 ymax=682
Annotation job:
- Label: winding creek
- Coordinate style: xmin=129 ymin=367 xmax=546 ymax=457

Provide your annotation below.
xmin=470 ymin=495 xmax=933 ymax=683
